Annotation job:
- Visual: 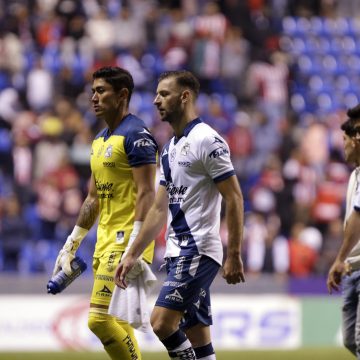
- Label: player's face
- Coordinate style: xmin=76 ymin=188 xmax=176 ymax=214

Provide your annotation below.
xmin=153 ymin=77 xmax=184 ymax=123
xmin=91 ymin=78 xmax=120 ymax=119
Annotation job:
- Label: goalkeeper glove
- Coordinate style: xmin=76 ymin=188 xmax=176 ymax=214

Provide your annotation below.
xmin=124 ymin=221 xmax=144 ymax=281
xmin=53 ymin=225 xmax=88 ymax=277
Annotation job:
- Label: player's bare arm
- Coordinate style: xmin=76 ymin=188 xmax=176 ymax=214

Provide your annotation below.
xmin=216 ymin=175 xmax=245 ymax=284
xmin=132 ymin=163 xmax=157 ymax=221
xmin=76 ymin=173 xmax=100 ymax=230
xmin=114 ymin=185 xmax=168 ymax=288
xmin=327 ymin=210 xmax=360 ymax=293
xmin=52 ymin=173 xmax=100 ymax=277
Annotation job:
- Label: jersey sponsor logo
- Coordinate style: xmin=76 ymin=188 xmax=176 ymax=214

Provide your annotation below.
xmin=165 ymin=289 xmax=184 ymax=303
xmin=134 ymin=138 xmax=156 ymax=148
xmin=104 ymin=144 xmax=113 ymax=158
xmin=163 ymin=281 xmax=188 ymax=288
xmin=98 ymin=193 xmax=113 ymax=199
xmin=170 ymin=148 xmax=176 ymax=162
xmin=95 ymin=180 xmax=113 ymax=191
xmin=174 ymin=256 xmax=185 ymax=280
xmin=177 ymin=161 xmax=191 ymax=168
xmin=96 ymin=285 xmax=112 ymax=297
xmin=209 ymin=146 xmax=229 ymax=159
xmin=181 ymin=142 xmax=190 ymax=156
xmin=166 ymin=183 xmax=188 ymax=204
xmin=103 ymin=161 xmax=115 ymax=167
xmin=166 ymin=183 xmax=188 ymax=196
xmin=162 ymin=148 xmax=168 ymax=157
xmin=95 ymin=274 xmax=113 ymax=281
xmin=123 ymin=334 xmax=139 ymax=360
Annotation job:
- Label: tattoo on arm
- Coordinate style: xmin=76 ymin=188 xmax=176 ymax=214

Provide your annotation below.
xmin=77 ymin=198 xmax=99 ymax=230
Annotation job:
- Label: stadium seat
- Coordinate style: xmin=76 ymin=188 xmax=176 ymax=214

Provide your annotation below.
xmin=282 ymin=16 xmax=298 ymax=35
xmin=323 ymin=17 xmax=350 ymax=35
xmin=334 ymin=75 xmax=351 ymax=92
xmin=296 ymin=17 xmax=312 ymax=35
xmin=290 ymin=93 xmax=306 ymax=113
xmin=343 ymin=92 xmax=359 ymax=108
xmin=321 ymin=55 xmax=340 ymax=75
xmin=309 ymin=17 xmax=324 ymax=35
xmin=316 ymin=92 xmax=334 ymax=113
xmin=342 ymin=36 xmax=356 ymax=54
xmin=308 ymin=75 xmax=325 ymax=93
xmin=349 ymin=17 xmax=360 ymax=36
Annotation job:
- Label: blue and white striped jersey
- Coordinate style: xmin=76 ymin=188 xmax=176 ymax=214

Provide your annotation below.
xmin=159 ymin=118 xmax=235 ymax=265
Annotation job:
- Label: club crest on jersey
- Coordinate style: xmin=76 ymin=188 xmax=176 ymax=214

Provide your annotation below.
xmin=181 ymin=142 xmax=190 ymax=156
xmin=104 ymin=144 xmax=113 ymax=158
xmin=170 ymin=148 xmax=176 ymax=162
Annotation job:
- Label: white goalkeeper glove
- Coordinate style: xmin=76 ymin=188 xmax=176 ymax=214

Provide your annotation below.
xmin=124 ymin=221 xmax=144 ymax=281
xmin=53 ymin=226 xmax=88 ymax=277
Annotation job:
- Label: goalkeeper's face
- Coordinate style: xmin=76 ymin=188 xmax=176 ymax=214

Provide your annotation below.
xmin=153 ymin=77 xmax=185 ymax=124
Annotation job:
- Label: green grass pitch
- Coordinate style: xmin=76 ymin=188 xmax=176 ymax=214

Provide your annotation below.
xmin=0 ymin=348 xmax=355 ymax=360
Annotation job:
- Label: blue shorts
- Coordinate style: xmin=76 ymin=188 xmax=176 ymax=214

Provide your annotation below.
xmin=155 ymin=255 xmax=220 ymax=329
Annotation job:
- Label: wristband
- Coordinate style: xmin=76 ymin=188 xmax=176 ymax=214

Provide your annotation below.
xmin=65 ymin=225 xmax=89 ymax=252
xmin=127 ymin=221 xmax=143 ymax=247
xmin=70 ymin=225 xmax=89 ymax=242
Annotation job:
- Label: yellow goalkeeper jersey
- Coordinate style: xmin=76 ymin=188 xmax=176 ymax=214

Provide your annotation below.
xmin=90 ymin=113 xmax=158 ymax=262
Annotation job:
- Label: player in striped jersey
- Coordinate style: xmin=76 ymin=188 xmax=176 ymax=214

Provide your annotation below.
xmin=115 ymin=70 xmax=245 ymax=359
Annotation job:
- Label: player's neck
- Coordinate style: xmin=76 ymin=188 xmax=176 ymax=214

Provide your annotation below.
xmin=105 ymin=109 xmax=129 ymax=132
xmin=172 ymin=111 xmax=198 ymax=138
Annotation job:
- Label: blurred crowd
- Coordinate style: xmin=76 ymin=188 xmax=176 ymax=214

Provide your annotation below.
xmin=0 ymin=0 xmax=359 ymax=277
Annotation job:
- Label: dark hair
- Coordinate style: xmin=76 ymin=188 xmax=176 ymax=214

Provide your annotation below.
xmin=92 ymin=66 xmax=134 ymax=103
xmin=158 ymin=70 xmax=200 ymax=98
xmin=341 ymin=104 xmax=360 ymax=138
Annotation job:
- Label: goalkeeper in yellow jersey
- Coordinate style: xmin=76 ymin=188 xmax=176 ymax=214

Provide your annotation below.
xmin=52 ymin=66 xmax=158 ymax=360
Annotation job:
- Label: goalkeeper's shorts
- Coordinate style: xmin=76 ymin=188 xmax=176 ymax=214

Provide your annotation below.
xmin=90 ymin=250 xmax=123 ymax=309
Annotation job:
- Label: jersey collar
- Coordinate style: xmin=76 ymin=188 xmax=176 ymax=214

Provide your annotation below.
xmin=174 ymin=117 xmax=202 ymax=144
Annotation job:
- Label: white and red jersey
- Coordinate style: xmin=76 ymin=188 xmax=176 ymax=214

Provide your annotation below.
xmin=159 ymin=118 xmax=235 ymax=265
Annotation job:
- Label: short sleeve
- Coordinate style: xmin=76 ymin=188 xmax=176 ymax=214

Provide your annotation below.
xmin=159 ymin=143 xmax=170 ymax=187
xmin=199 ymin=132 xmax=235 ymax=183
xmin=354 ymin=188 xmax=360 ymax=212
xmin=124 ymin=127 xmax=158 ymax=167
